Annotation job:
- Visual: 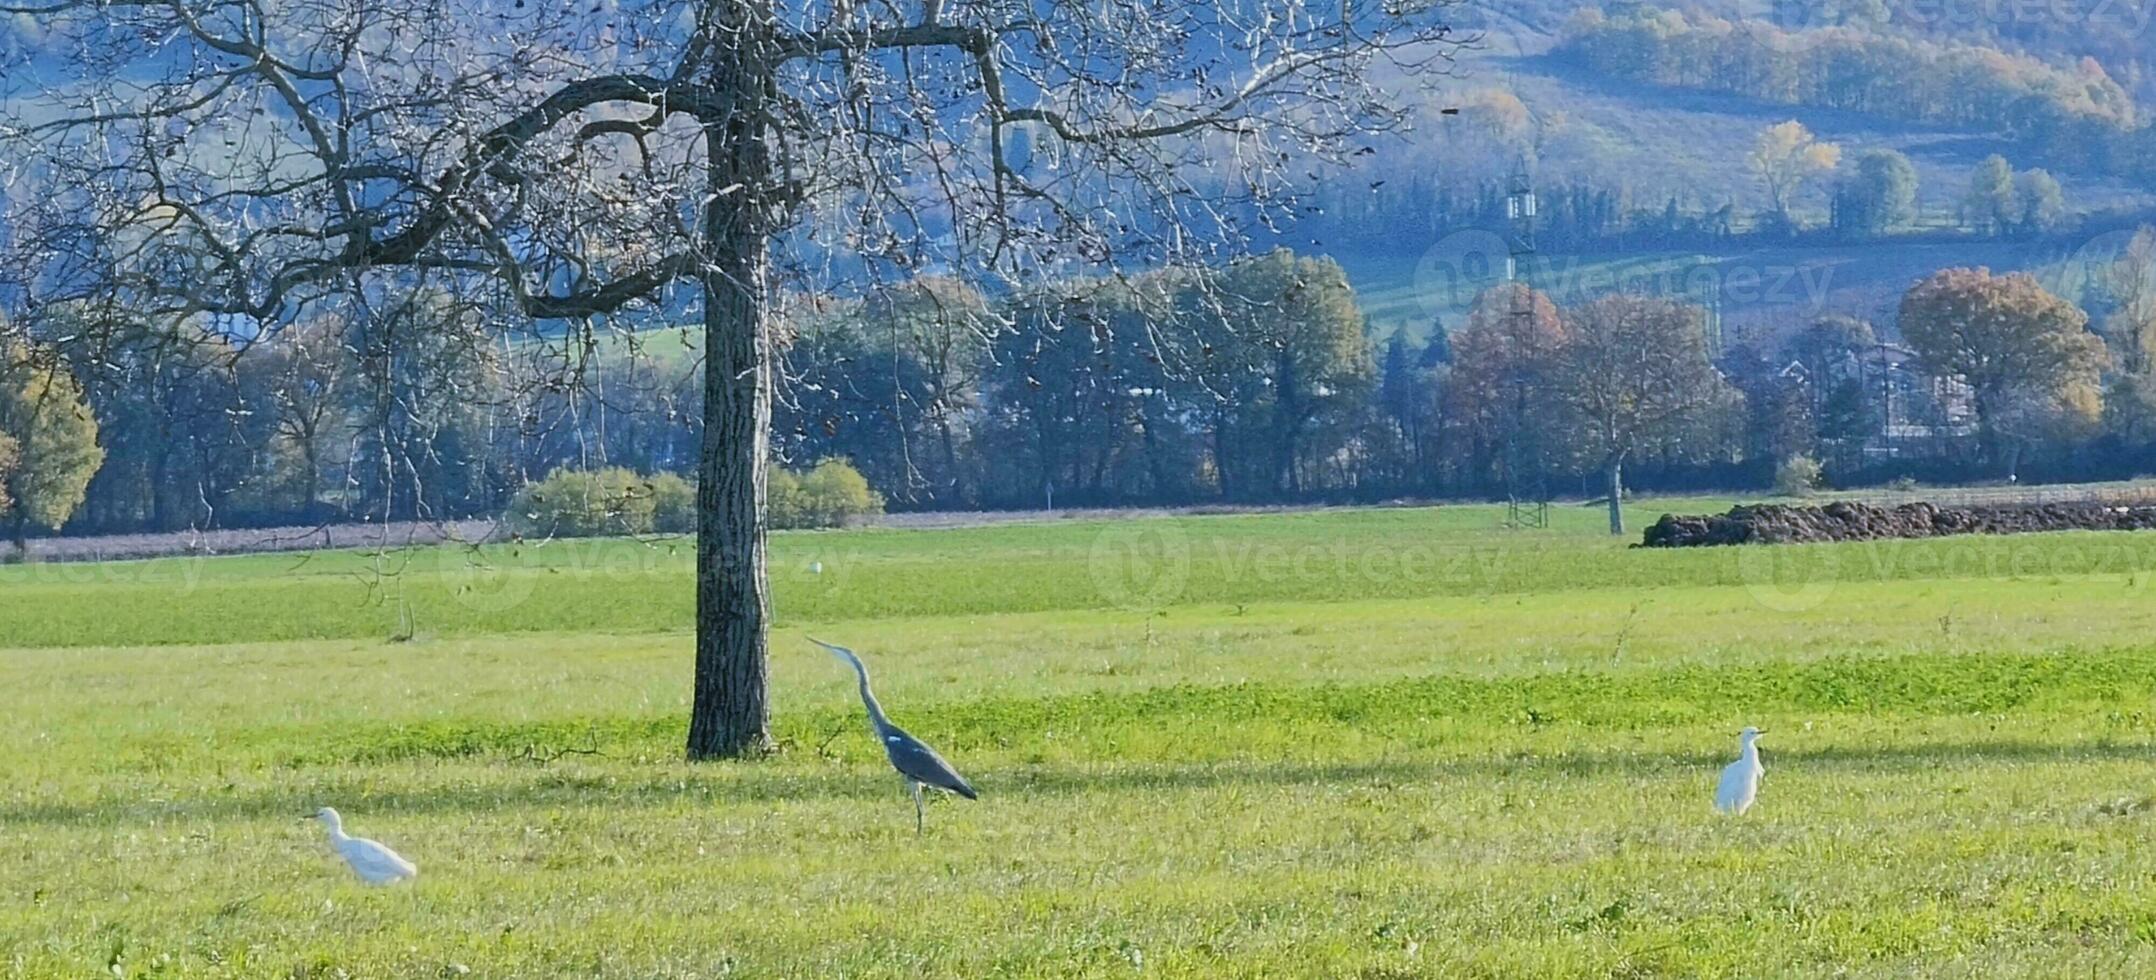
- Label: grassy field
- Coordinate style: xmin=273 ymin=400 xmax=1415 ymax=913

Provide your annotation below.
xmin=5 ymin=499 xmax=2156 ymax=976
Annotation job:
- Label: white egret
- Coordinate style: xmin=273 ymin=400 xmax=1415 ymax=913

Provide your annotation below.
xmin=1714 ymin=727 xmax=1766 ymax=816
xmin=310 ymin=807 xmax=419 ymax=884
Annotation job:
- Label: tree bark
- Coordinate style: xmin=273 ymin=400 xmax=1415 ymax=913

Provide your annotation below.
xmin=299 ymin=437 xmax=321 ymax=518
xmin=935 ymin=413 xmax=961 ymax=504
xmin=1211 ymin=411 xmax=1233 ymax=500
xmin=1605 ymin=454 xmax=1626 ymax=537
xmin=1971 ymin=389 xmax=1993 ymax=472
xmin=686 ymin=29 xmax=777 ymax=760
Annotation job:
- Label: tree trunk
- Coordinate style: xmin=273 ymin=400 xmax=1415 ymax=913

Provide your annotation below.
xmin=935 ymin=413 xmax=961 ymax=505
xmin=150 ymin=444 xmax=171 ymax=530
xmin=1211 ymin=411 xmax=1232 ymax=500
xmin=1138 ymin=406 xmax=1172 ymax=500
xmin=685 ymin=33 xmax=776 ymax=761
xmin=1274 ymin=426 xmax=1298 ymax=497
xmin=1605 ymin=455 xmax=1625 ymax=537
xmin=299 ymin=437 xmax=321 ymax=518
xmin=1972 ymin=389 xmax=2005 ymax=475
xmin=1274 ymin=358 xmax=1300 ymax=497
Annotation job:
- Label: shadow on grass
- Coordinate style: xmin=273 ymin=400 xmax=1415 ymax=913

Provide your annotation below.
xmin=6 ymin=736 xmax=2149 ymax=829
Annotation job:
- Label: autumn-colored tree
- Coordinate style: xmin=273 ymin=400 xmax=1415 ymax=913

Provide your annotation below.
xmin=1749 ymin=121 xmax=1841 ymax=232
xmin=1899 ymin=268 xmax=2107 ymax=472
xmin=1457 ymin=88 xmax=1533 ymax=148
xmin=1552 ymin=294 xmax=1737 ymax=535
xmin=1444 ymin=283 xmax=1566 ymax=495
xmin=0 ymin=340 xmax=105 ymax=552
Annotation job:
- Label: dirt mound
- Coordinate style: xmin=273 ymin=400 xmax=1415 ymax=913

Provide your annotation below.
xmin=1640 ymin=500 xmax=2156 ymax=547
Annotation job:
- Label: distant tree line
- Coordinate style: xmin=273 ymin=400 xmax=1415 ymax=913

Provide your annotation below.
xmin=1289 ymin=118 xmax=2077 ymax=264
xmin=16 ymin=239 xmax=2156 ymax=544
xmin=1557 ymin=9 xmax=2151 ymax=186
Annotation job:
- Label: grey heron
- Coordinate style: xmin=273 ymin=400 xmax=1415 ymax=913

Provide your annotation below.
xmin=1715 ymin=727 xmax=1766 ymax=816
xmin=811 ymin=638 xmax=977 ymax=833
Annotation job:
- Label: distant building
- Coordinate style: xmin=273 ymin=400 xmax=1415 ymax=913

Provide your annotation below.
xmin=1843 ymin=343 xmax=1976 ymax=458
xmin=1782 ymin=342 xmax=1976 ymax=459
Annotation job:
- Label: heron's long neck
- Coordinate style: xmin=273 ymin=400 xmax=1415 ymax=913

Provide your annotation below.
xmin=850 ymin=662 xmax=893 ymax=731
xmin=322 ymin=817 xmax=348 ymax=842
xmin=1740 ymin=740 xmax=1760 ymax=763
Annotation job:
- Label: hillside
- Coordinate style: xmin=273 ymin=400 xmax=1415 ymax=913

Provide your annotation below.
xmin=1338 ymin=238 xmax=2122 ymax=341
xmin=1319 ymin=1 xmax=2156 ymax=343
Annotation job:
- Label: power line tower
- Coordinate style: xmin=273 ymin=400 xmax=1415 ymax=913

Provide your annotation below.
xmin=1503 ymin=154 xmax=1550 ymax=530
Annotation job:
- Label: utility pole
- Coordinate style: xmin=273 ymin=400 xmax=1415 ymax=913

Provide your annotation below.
xmin=1504 ymin=154 xmax=1549 ymax=529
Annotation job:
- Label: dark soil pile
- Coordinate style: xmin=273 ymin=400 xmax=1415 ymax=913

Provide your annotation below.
xmin=1640 ymin=501 xmax=2156 ymax=548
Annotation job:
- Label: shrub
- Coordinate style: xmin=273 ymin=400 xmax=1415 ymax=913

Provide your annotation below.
xmin=508 ymin=460 xmax=881 ymax=538
xmin=508 ymin=467 xmax=658 ymax=538
xmin=1774 ymin=455 xmax=1824 ymax=498
xmin=766 ymin=467 xmax=805 ymax=530
xmin=650 ymin=473 xmax=696 ymax=534
xmin=773 ymin=458 xmax=883 ymax=529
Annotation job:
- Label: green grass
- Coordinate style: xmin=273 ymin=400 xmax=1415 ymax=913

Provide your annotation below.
xmin=17 ymin=496 xmax=2156 ymax=651
xmin=6 ymin=500 xmax=2156 ymax=976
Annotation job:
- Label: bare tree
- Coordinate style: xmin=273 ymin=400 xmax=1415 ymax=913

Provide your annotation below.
xmin=1552 ymin=294 xmax=1735 ymax=537
xmin=0 ymin=0 xmax=1462 ymax=758
xmin=255 ymin=316 xmax=357 ymax=517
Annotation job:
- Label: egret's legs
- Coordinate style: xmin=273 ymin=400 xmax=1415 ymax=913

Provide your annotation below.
xmin=911 ymin=781 xmax=925 ymax=835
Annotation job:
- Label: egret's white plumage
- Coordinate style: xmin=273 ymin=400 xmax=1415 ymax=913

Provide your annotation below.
xmin=312 ymin=807 xmax=418 ymax=884
xmin=1715 ymin=727 xmax=1766 ymax=816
